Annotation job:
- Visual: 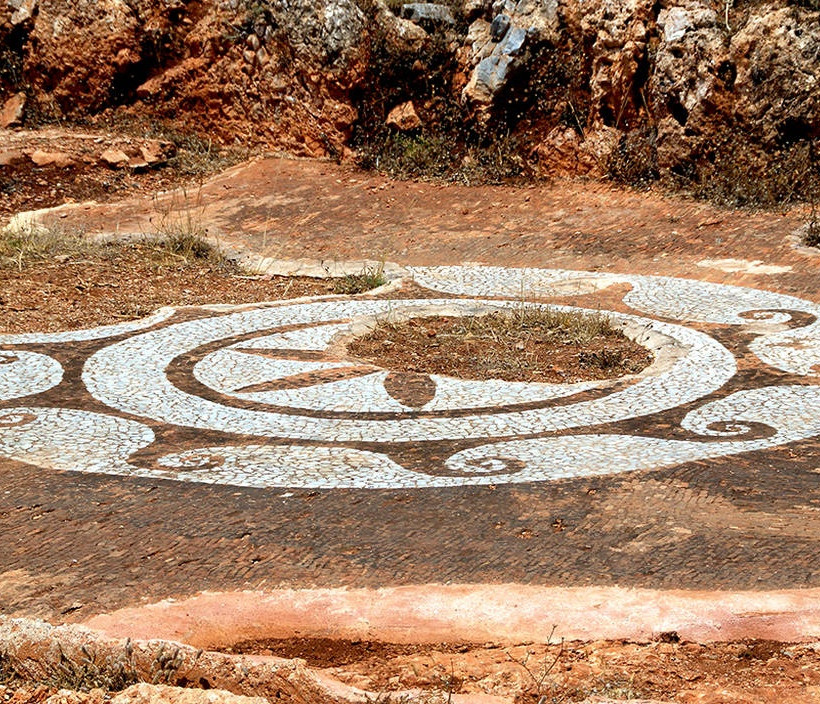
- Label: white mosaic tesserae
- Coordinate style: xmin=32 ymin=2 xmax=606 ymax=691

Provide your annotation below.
xmin=1 ymin=266 xmax=819 ymax=489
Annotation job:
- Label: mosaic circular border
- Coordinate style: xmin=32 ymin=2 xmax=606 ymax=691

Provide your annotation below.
xmin=1 ymin=265 xmax=819 ymax=489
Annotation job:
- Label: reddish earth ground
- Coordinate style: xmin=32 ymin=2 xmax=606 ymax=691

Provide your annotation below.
xmin=306 ymin=638 xmax=820 ymax=703
xmin=0 ymin=243 xmax=344 ymax=334
xmin=0 ymin=127 xmax=245 ymax=218
xmin=2 ymin=637 xmax=819 ymax=703
xmin=1 ymin=128 xmax=820 ymax=703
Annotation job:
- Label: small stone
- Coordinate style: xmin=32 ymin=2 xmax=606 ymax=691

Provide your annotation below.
xmin=400 ymin=2 xmax=456 ymax=25
xmin=9 ymin=0 xmax=37 ymax=25
xmin=256 ymin=46 xmax=270 ymax=66
xmin=246 ymin=33 xmax=260 ymax=51
xmin=30 ymin=149 xmax=74 ymax=168
xmin=386 ymin=101 xmax=422 ymax=131
xmin=99 ymin=148 xmax=130 ymax=168
xmin=0 ymin=92 xmax=26 ymax=128
xmin=490 ymin=12 xmax=511 ymax=41
xmin=242 ymin=49 xmax=256 ymax=65
xmin=139 ymin=139 xmax=175 ymax=166
xmin=129 ymin=158 xmax=150 ymax=172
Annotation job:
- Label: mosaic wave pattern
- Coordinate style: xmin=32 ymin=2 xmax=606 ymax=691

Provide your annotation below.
xmin=1 ymin=266 xmax=819 ymax=489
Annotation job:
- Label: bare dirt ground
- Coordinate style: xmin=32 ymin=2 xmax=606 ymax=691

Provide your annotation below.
xmin=310 ymin=638 xmax=820 ymax=703
xmin=2 ymin=637 xmax=820 ymax=703
xmin=2 ymin=126 xmax=820 ymax=703
xmin=0 ymin=244 xmax=342 ymax=335
xmin=0 ymin=127 xmax=245 ymax=218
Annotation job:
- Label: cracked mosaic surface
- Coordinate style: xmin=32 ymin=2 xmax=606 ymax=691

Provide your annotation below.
xmin=1 ymin=266 xmax=819 ymax=489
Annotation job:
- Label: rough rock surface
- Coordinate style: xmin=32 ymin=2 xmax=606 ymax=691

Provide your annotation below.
xmin=1 ymin=91 xmax=25 ymax=127
xmin=110 ymin=683 xmax=268 ymax=704
xmin=0 ymin=0 xmax=367 ymax=156
xmin=1 ymin=0 xmax=818 ymax=179
xmin=462 ymin=0 xmax=561 ymax=110
xmin=386 ymin=100 xmax=423 ymax=130
xmin=0 ymin=617 xmax=365 ymax=704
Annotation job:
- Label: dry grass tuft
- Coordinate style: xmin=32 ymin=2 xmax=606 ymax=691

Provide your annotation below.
xmin=0 ymin=223 xmax=91 ymax=270
xmin=349 ymin=306 xmax=653 ymax=383
xmin=331 ymin=263 xmax=388 ymax=294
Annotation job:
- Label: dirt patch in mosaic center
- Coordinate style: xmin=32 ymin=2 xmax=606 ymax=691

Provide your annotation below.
xmin=348 ymin=309 xmax=653 ymax=384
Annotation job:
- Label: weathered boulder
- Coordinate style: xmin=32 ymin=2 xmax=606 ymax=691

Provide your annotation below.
xmin=730 ymin=5 xmax=820 ymax=144
xmin=649 ymin=1 xmax=820 ymax=175
xmin=581 ymin=0 xmax=655 ymax=130
xmin=386 ymin=100 xmax=423 ymax=130
xmin=648 ymin=0 xmax=728 ymax=170
xmin=0 ymin=91 xmax=25 ymax=127
xmin=0 ymin=616 xmax=372 ymax=704
xmin=462 ymin=0 xmax=560 ymax=111
xmin=263 ymin=0 xmax=365 ymax=63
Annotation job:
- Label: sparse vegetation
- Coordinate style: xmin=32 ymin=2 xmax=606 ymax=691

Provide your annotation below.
xmin=357 ymin=131 xmax=527 ymax=184
xmin=0 ymin=223 xmax=89 ymax=270
xmin=148 ymin=187 xmax=228 ymax=267
xmin=350 ymin=2 xmax=534 ymax=185
xmin=330 ymin=262 xmax=388 ymax=294
xmin=0 ymin=642 xmax=139 ymax=692
xmin=685 ymin=134 xmax=820 ymax=209
xmin=506 ymin=629 xmax=565 ymax=703
xmin=107 ymin=117 xmax=249 ymax=178
xmin=0 ymin=218 xmax=225 ymax=271
xmin=349 ymin=306 xmax=652 ymax=383
xmin=607 ymin=127 xmax=659 ymax=189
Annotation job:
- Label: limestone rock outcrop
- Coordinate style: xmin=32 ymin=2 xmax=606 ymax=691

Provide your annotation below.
xmin=1 ymin=0 xmax=817 ymax=182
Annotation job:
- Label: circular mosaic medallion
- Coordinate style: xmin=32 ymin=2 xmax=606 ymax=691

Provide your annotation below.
xmin=1 ymin=266 xmax=820 ymax=489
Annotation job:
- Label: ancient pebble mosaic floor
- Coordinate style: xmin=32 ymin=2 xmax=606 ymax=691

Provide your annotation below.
xmin=2 ymin=265 xmax=820 ymax=491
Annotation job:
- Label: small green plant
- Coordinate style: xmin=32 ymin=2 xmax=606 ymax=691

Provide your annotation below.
xmin=331 ymin=263 xmax=388 ymax=294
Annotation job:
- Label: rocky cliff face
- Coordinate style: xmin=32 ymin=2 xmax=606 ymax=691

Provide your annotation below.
xmin=1 ymin=0 xmax=818 ymax=198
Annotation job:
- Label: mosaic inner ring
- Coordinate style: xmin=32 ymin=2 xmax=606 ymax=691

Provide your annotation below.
xmin=81 ymin=298 xmax=736 ymax=443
